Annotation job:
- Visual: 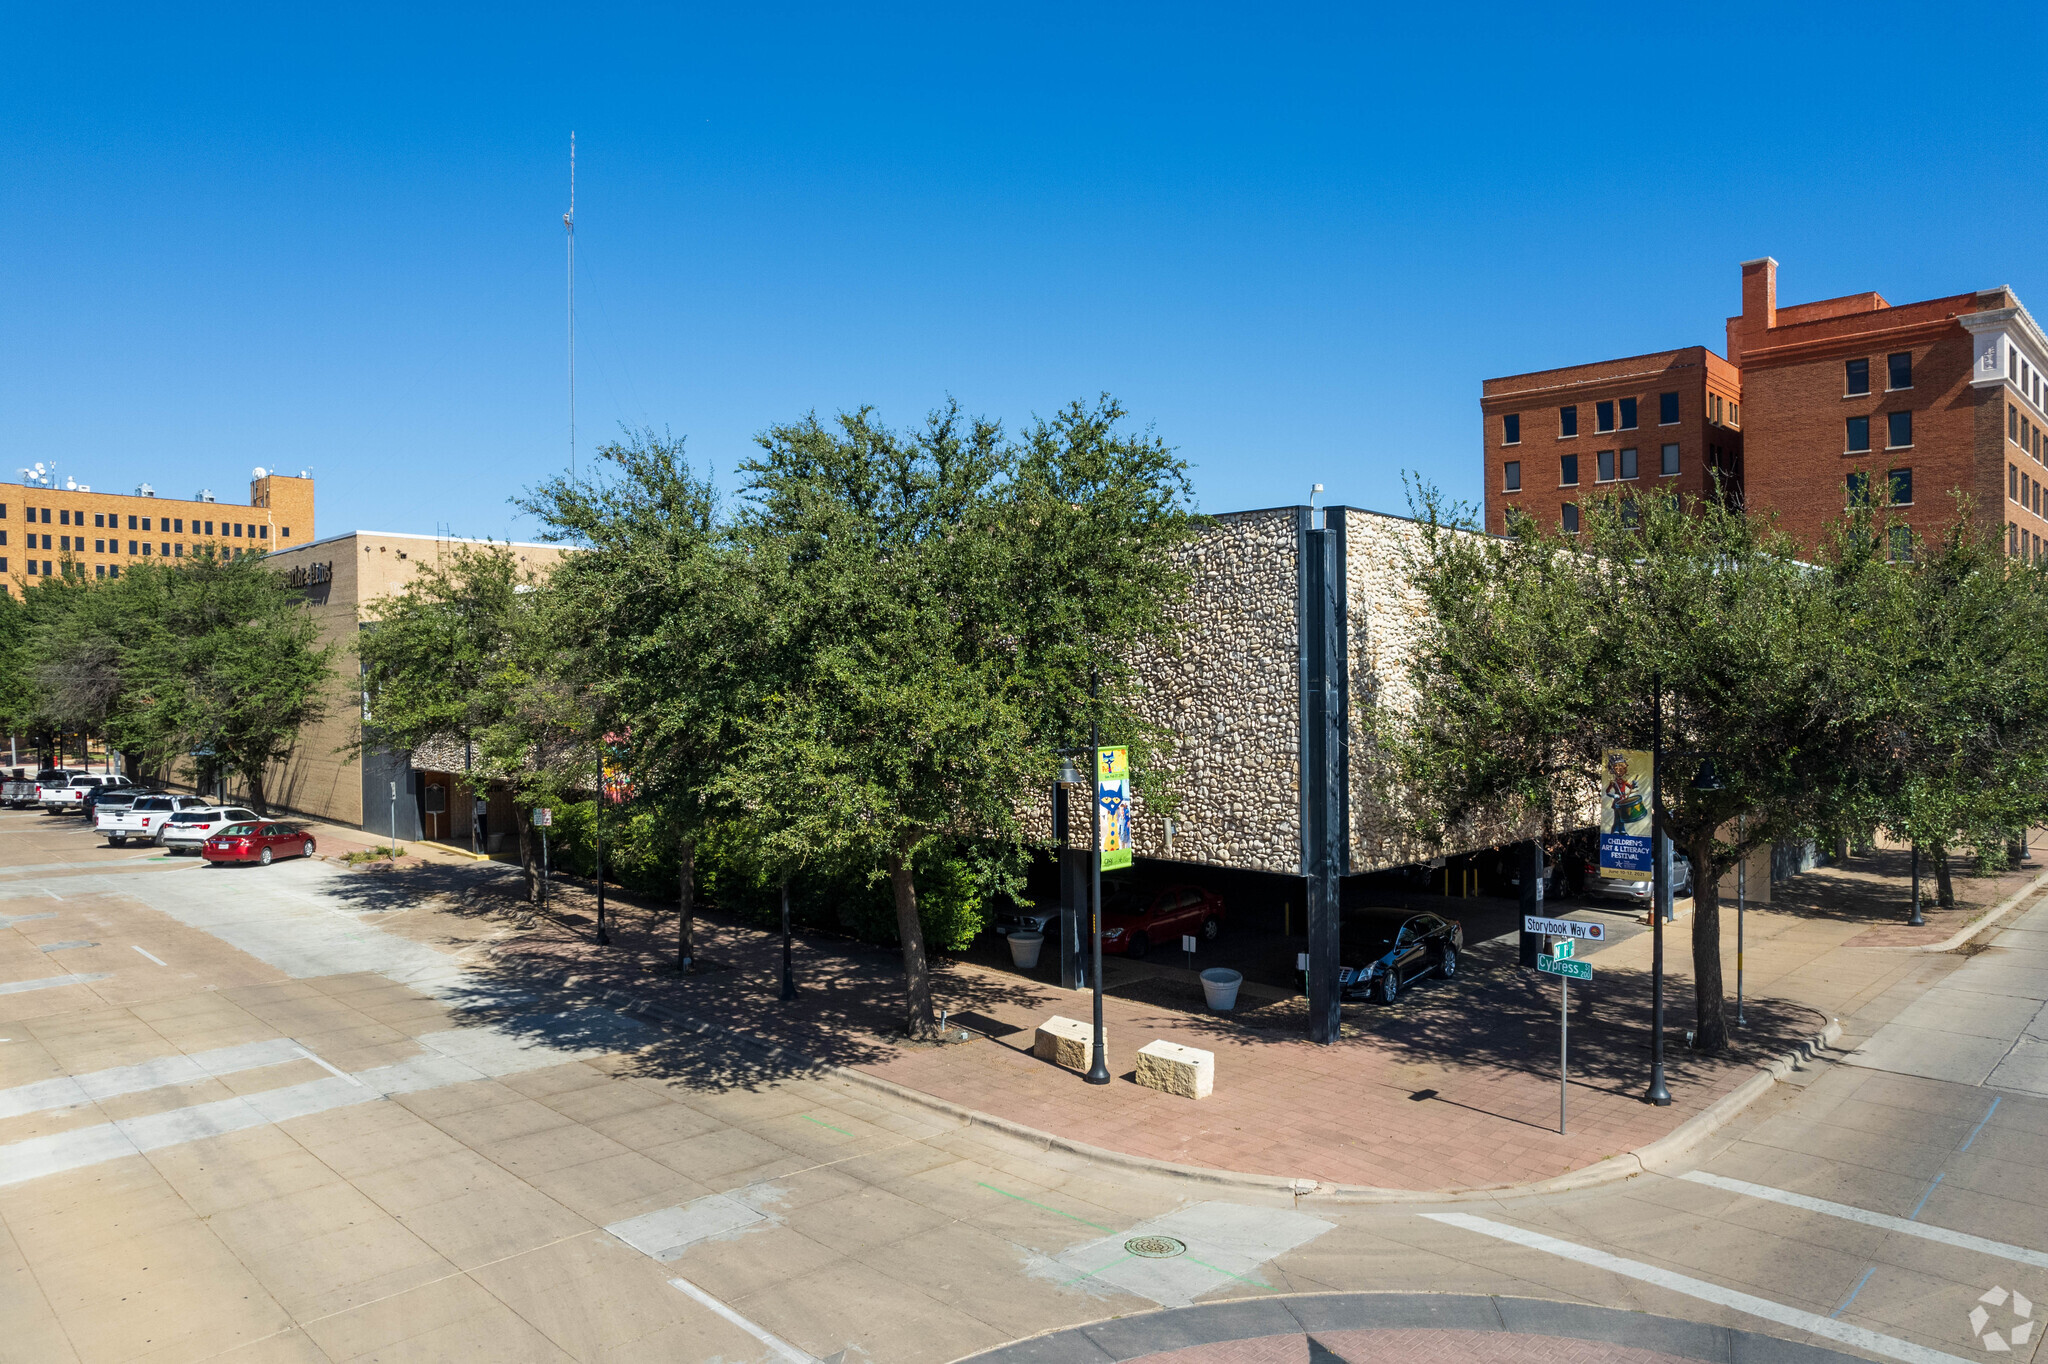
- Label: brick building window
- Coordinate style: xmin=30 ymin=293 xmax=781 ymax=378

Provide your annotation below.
xmin=94 ymin=513 xmax=103 ymax=527
xmin=2025 ymin=416 xmax=2034 ymax=452
xmin=128 ymin=540 xmax=137 ymax=554
xmin=1560 ymin=453 xmax=1579 ymax=486
xmin=1889 ymin=526 xmax=1912 ymax=561
xmin=1560 ymin=406 xmax=1578 ymax=437
xmin=95 ymin=539 xmax=104 ymax=553
xmin=1596 ymin=401 xmax=1615 ymax=433
xmin=1846 ymin=359 xmax=1870 ymax=395
xmin=2014 ymin=465 xmax=2022 ymax=501
xmin=95 ymin=565 xmax=104 ymax=578
xmin=2013 ymin=405 xmax=2022 ymax=442
xmin=1727 ymin=401 xmax=1738 ymax=427
xmin=2012 ymin=523 xmax=2021 ymax=557
xmin=1562 ymin=504 xmax=1579 ymax=533
xmin=1888 ymin=352 xmax=1913 ymax=390
xmin=1659 ymin=392 xmax=1679 ymax=424
xmin=1661 ymin=443 xmax=1680 ymax=476
xmin=1847 ymin=416 xmax=1870 ymax=452
xmin=1887 ymin=411 xmax=1913 ymax=448
xmin=127 ymin=515 xmax=136 ymax=529
xmin=1889 ymin=468 xmax=1913 ymax=506
xmin=1504 ymin=460 xmax=1521 ymax=491
xmin=1597 ymin=450 xmax=1616 ymax=482
xmin=1502 ymin=414 xmax=1520 ymax=445
xmin=1846 ymin=471 xmax=1870 ymax=507
xmin=1619 ymin=397 xmax=1638 ymax=430
xmin=1619 ymin=448 xmax=1638 ymax=479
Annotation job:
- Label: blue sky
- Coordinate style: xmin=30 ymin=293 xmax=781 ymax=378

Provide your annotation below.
xmin=5 ymin=3 xmax=2045 ymax=541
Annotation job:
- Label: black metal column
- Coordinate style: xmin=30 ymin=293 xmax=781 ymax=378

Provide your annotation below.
xmin=1518 ymin=840 xmax=1546 ymax=967
xmin=1301 ymin=507 xmax=1348 ymax=1045
xmin=1055 ymin=781 xmax=1087 ymax=990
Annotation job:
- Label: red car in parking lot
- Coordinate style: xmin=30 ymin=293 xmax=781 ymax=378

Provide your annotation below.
xmin=1098 ymin=883 xmax=1226 ymax=960
xmin=202 ymin=822 xmax=317 ymax=866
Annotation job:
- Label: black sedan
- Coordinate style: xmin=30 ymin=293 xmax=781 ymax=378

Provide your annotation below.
xmin=1302 ymin=908 xmax=1463 ymax=1005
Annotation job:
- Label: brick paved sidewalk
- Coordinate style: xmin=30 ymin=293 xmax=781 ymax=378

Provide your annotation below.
xmin=333 ymin=832 xmax=2040 ymax=1195
xmin=370 ymin=886 xmax=1806 ymax=1195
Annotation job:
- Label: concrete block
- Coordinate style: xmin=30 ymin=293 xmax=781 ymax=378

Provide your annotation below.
xmin=1033 ymin=1015 xmax=1100 ymax=1072
xmin=1134 ymin=1038 xmax=1213 ymax=1099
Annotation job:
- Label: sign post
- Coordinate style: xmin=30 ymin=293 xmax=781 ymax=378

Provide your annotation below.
xmin=533 ymin=808 xmax=552 ymax=909
xmin=1533 ymin=939 xmax=1594 ymax=1135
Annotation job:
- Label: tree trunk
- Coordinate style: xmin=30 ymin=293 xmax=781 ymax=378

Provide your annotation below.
xmin=888 ymin=843 xmax=940 ymax=1039
xmin=516 ymin=806 xmax=537 ymax=904
xmin=677 ymin=832 xmax=696 ymax=971
xmin=1688 ymin=830 xmax=1730 ymax=1054
xmin=1934 ymin=842 xmax=1954 ymax=908
xmin=246 ymin=767 xmax=268 ymax=816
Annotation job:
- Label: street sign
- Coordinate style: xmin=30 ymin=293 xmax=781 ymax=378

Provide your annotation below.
xmin=1181 ymin=935 xmax=1196 ymax=954
xmin=1523 ymin=916 xmax=1605 ymax=941
xmin=533 ymin=807 xmax=553 ymax=827
xmin=1551 ymin=939 xmax=1574 ymax=960
xmin=1536 ymin=956 xmax=1592 ymax=981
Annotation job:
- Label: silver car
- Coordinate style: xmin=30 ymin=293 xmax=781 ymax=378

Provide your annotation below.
xmin=158 ymin=807 xmax=261 ymax=854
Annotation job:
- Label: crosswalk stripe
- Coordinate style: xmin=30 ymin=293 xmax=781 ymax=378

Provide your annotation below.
xmin=1680 ymin=1171 xmax=2048 ymax=1271
xmin=1420 ymin=1211 xmax=1976 ymax=1364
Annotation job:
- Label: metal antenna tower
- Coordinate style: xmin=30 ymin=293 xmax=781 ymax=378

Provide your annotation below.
xmin=565 ymin=131 xmax=577 ymax=480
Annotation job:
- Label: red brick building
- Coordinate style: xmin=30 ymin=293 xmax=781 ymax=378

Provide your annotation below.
xmin=1481 ymin=347 xmax=1742 ymax=537
xmin=1485 ymin=257 xmax=2048 ymax=561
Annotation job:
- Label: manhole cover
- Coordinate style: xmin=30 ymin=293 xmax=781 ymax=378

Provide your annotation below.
xmin=1124 ymin=1235 xmax=1187 ymax=1259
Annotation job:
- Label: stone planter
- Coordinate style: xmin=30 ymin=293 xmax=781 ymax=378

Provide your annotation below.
xmin=1200 ymin=967 xmax=1242 ymax=1012
xmin=1006 ymin=930 xmax=1044 ymax=970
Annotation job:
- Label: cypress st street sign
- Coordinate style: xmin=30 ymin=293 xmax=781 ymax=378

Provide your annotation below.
xmin=1536 ymin=955 xmax=1592 ymax=981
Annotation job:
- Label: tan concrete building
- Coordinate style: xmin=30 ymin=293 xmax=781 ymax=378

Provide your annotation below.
xmin=3 ymin=471 xmax=315 ymax=597
xmin=256 ymin=530 xmax=572 ymax=839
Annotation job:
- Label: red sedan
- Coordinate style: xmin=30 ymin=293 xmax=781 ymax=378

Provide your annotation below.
xmin=1099 ymin=883 xmax=1226 ymax=959
xmin=202 ymin=821 xmax=317 ymax=866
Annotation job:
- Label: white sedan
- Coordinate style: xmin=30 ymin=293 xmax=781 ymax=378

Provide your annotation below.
xmin=157 ymin=807 xmax=261 ymax=854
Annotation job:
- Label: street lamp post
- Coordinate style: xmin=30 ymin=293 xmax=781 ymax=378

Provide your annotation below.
xmin=1085 ymin=672 xmax=1110 ymax=1086
xmin=1645 ymin=672 xmax=1672 ymax=1107
xmin=594 ymin=793 xmax=609 ymax=946
xmin=1908 ymin=844 xmax=1925 ymax=927
xmin=780 ymin=879 xmax=798 ymax=1000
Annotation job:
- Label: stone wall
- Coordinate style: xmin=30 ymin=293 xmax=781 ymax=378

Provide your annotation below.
xmin=1343 ymin=509 xmax=1541 ymax=871
xmin=1023 ymin=506 xmax=1305 ymax=876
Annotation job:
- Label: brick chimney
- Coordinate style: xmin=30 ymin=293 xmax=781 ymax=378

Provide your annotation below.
xmin=1729 ymin=256 xmax=1777 ymax=361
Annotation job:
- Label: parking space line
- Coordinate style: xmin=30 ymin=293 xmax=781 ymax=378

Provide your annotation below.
xmin=798 ymin=1114 xmax=851 ymax=1136
xmin=132 ymin=946 xmax=167 ymax=965
xmin=1832 ymin=1265 xmax=1879 ymax=1318
xmin=668 ymin=1274 xmax=821 ymax=1363
xmin=977 ymin=1180 xmax=1115 ymax=1233
xmin=293 ymin=1046 xmax=364 ymax=1086
xmin=1420 ymin=1212 xmax=1977 ymax=1364
xmin=1681 ymin=1172 xmax=2048 ymax=1270
xmin=1960 ymin=1095 xmax=2001 ymax=1152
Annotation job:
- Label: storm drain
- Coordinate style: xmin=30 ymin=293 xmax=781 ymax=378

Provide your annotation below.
xmin=1124 ymin=1235 xmax=1187 ymax=1259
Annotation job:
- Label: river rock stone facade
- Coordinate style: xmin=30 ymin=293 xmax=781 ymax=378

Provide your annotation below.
xmin=1033 ymin=503 xmax=1529 ymax=880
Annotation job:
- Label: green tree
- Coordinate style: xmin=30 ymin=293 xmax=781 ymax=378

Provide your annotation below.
xmin=520 ymin=430 xmax=743 ymax=966
xmin=354 ymin=544 xmax=588 ymax=899
xmin=1852 ymin=501 xmax=2048 ymax=905
xmin=716 ymin=398 xmax=1199 ymax=1037
xmin=119 ymin=554 xmax=339 ymax=810
xmin=1392 ymin=487 xmax=1879 ymax=1053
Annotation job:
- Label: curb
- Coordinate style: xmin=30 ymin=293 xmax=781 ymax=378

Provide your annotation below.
xmin=489 ymin=953 xmax=1842 ymax=1206
xmin=1865 ymin=867 xmax=2048 ymax=954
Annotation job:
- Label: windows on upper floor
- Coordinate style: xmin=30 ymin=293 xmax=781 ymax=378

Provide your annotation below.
xmin=1596 ymin=449 xmax=1616 ymax=482
xmin=1559 ymin=405 xmax=1578 ymax=438
xmin=1847 ymin=416 xmax=1871 ymax=452
xmin=1888 ymin=352 xmax=1913 ymax=391
xmin=1596 ymin=401 xmax=1615 ymax=433
xmin=1887 ymin=410 xmax=1913 ymax=449
xmin=1659 ymin=391 xmax=1679 ymax=425
xmin=1889 ymin=467 xmax=1913 ymax=506
xmin=1661 ymin=443 xmax=1680 ymax=476
xmin=1502 ymin=413 xmax=1520 ymax=445
xmin=1618 ymin=397 xmax=1637 ymax=430
xmin=1846 ymin=358 xmax=1871 ymax=396
xmin=1618 ymin=447 xmax=1638 ymax=480
xmin=1503 ymin=460 xmax=1521 ymax=492
xmin=1560 ymin=453 xmax=1579 ymax=486
xmin=1561 ymin=503 xmax=1580 ymax=533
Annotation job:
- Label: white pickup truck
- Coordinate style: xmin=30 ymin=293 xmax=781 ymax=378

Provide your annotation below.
xmin=40 ymin=773 xmax=138 ymax=814
xmin=98 ymin=793 xmax=213 ymax=846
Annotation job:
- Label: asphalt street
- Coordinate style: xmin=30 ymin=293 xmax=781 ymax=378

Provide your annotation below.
xmin=0 ymin=807 xmax=2044 ymax=1364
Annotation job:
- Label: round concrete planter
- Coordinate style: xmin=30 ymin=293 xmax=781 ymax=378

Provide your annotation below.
xmin=1006 ymin=930 xmax=1044 ymax=970
xmin=1200 ymin=967 xmax=1242 ymax=1011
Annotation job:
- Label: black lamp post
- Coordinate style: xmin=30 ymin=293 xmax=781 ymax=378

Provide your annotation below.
xmin=1644 ymin=672 xmax=1672 ymax=1107
xmin=1084 ymin=673 xmax=1111 ymax=1086
xmin=780 ymin=879 xmax=798 ymax=999
xmin=1908 ymin=844 xmax=1925 ymax=927
xmin=594 ymin=790 xmax=609 ymax=946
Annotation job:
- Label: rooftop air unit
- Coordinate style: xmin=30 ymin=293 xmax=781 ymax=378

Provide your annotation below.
xmin=195 ymin=489 xmax=216 ymax=503
xmin=136 ymin=483 xmax=155 ymax=498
